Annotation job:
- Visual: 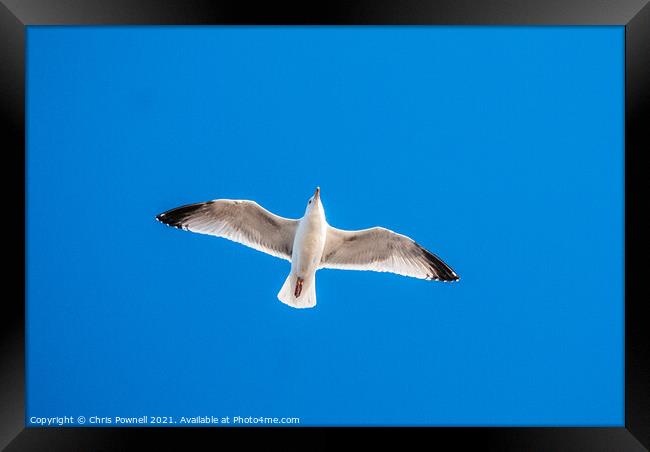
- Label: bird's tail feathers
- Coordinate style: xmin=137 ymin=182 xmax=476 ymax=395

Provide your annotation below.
xmin=278 ymin=273 xmax=317 ymax=309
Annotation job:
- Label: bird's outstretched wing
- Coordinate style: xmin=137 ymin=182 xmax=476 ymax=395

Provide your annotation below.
xmin=320 ymin=226 xmax=459 ymax=281
xmin=156 ymin=199 xmax=298 ymax=261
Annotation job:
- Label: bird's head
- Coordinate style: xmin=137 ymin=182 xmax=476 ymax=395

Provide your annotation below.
xmin=304 ymin=186 xmax=323 ymax=216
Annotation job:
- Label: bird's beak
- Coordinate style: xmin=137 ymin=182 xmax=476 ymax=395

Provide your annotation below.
xmin=314 ymin=187 xmax=320 ymax=199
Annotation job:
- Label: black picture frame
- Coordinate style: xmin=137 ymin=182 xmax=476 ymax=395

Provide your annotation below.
xmin=2 ymin=1 xmax=648 ymax=450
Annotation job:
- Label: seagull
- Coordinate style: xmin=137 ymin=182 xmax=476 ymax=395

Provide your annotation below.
xmin=156 ymin=187 xmax=459 ymax=309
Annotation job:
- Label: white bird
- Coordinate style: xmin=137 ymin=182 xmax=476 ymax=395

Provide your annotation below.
xmin=156 ymin=187 xmax=459 ymax=309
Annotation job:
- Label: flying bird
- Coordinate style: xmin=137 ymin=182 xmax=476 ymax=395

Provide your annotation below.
xmin=156 ymin=187 xmax=459 ymax=309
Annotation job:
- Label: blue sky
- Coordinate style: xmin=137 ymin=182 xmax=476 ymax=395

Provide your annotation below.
xmin=27 ymin=26 xmax=623 ymax=426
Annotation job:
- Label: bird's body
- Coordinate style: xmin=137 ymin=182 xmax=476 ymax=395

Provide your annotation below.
xmin=156 ymin=187 xmax=459 ymax=309
xmin=292 ymin=198 xmax=327 ymax=278
xmin=278 ymin=191 xmax=327 ymax=308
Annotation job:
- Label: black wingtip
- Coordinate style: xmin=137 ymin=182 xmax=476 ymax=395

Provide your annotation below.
xmin=155 ymin=213 xmax=175 ymax=227
xmin=156 ymin=212 xmax=181 ymax=229
xmin=416 ymin=243 xmax=460 ymax=282
xmin=155 ymin=202 xmax=207 ymax=230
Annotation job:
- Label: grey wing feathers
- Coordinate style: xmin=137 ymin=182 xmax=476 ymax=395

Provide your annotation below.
xmin=320 ymin=226 xmax=459 ymax=281
xmin=156 ymin=199 xmax=298 ymax=261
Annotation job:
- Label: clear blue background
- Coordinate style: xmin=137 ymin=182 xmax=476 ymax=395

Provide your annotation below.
xmin=26 ymin=26 xmax=624 ymax=426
